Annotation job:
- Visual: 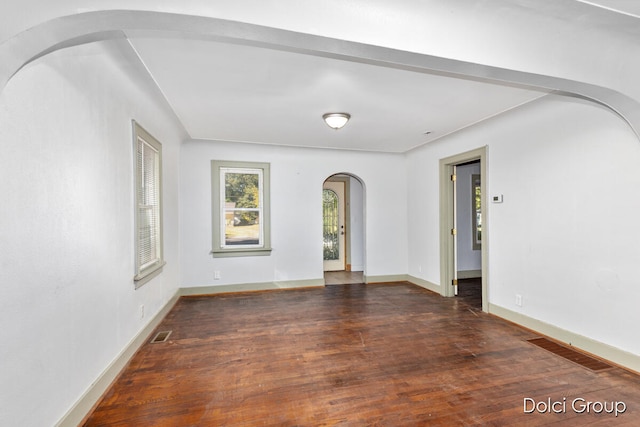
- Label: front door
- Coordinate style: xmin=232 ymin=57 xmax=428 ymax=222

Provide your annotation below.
xmin=323 ymin=181 xmax=346 ymax=271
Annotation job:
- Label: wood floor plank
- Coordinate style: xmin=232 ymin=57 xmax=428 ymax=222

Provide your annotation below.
xmin=83 ymin=283 xmax=639 ymax=426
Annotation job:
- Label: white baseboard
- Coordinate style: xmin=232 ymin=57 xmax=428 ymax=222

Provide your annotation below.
xmin=56 ymin=291 xmax=181 ymax=427
xmin=363 ymin=274 xmax=441 ymax=294
xmin=180 ymin=278 xmax=324 ymax=296
xmin=406 ymin=275 xmax=441 ymax=294
xmin=365 ymin=274 xmax=409 ymax=284
xmin=489 ymin=303 xmax=640 ymax=374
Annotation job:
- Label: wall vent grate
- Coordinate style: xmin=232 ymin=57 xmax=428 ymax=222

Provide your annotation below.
xmin=150 ymin=330 xmax=172 ymax=343
xmin=527 ymin=338 xmax=611 ymax=371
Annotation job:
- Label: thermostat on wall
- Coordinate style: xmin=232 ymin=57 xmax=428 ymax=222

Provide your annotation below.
xmin=492 ymin=194 xmax=503 ymax=203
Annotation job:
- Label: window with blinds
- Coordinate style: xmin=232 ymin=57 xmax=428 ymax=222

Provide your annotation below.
xmin=133 ymin=121 xmax=164 ymax=286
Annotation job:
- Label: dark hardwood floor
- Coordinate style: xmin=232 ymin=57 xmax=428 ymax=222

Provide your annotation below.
xmin=84 ymin=282 xmax=639 ymax=426
xmin=456 ymin=277 xmax=482 ymax=310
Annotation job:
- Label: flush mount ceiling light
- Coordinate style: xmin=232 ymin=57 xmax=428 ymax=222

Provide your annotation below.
xmin=322 ymin=112 xmax=351 ymax=130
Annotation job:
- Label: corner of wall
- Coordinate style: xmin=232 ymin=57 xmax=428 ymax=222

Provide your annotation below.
xmin=55 ymin=291 xmax=181 ymax=427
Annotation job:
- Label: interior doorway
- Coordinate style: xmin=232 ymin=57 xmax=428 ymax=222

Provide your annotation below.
xmin=440 ymin=147 xmax=488 ymax=312
xmin=324 ymin=271 xmax=365 ymax=285
xmin=454 ymin=161 xmax=482 ymax=309
xmin=322 ymin=174 xmax=365 ymax=284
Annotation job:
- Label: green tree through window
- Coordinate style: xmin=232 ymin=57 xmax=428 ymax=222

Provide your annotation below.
xmin=225 ymin=173 xmax=259 ymax=225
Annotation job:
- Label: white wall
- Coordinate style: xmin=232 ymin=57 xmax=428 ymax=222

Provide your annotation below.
xmin=456 ymin=162 xmax=482 ymax=273
xmin=0 ymin=41 xmax=184 ymax=426
xmin=349 ymin=176 xmax=365 ymax=271
xmin=180 ymin=140 xmax=407 ymax=287
xmin=407 ymin=94 xmax=640 ymax=357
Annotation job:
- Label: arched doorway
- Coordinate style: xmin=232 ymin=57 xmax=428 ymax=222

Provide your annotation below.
xmin=322 ymin=174 xmax=365 ymax=285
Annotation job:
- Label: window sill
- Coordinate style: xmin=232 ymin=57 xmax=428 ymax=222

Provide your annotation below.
xmin=210 ymin=248 xmax=273 ymax=258
xmin=134 ymin=261 xmax=166 ymax=288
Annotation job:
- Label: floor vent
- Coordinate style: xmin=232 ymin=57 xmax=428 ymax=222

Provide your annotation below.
xmin=150 ymin=330 xmax=172 ymax=343
xmin=527 ymin=338 xmax=612 ymax=371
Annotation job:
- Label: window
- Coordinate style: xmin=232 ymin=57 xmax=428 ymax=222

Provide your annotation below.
xmin=133 ymin=121 xmax=164 ymax=286
xmin=211 ymin=160 xmax=271 ymax=257
xmin=472 ymin=174 xmax=481 ymax=250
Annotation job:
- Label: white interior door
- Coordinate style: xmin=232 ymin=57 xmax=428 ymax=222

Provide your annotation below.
xmin=323 ymin=181 xmax=346 ymax=271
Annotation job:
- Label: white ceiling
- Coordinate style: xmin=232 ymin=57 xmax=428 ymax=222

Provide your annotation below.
xmin=128 ymin=36 xmax=548 ymax=153
xmin=2 ymin=1 xmax=639 ymax=154
xmin=115 ymin=0 xmax=639 ymax=154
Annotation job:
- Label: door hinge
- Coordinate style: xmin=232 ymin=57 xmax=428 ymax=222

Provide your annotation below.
xmin=451 ymin=174 xmax=457 ymax=182
xmin=451 ymin=228 xmax=457 ymax=235
xmin=452 ymin=279 xmax=458 ymax=286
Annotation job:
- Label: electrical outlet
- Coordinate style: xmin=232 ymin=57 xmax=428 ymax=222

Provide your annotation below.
xmin=214 ymin=270 xmax=221 ymax=280
xmin=515 ymin=294 xmax=523 ymax=307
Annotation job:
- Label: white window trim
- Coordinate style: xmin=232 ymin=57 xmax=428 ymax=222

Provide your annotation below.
xmin=211 ymin=160 xmax=272 ymax=258
xmin=133 ymin=121 xmax=165 ymax=287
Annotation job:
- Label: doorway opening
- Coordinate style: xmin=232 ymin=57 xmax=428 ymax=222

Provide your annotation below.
xmin=322 ymin=174 xmax=365 ymax=285
xmin=439 ymin=147 xmax=487 ymax=312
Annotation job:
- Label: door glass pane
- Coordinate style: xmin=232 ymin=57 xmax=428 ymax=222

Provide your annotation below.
xmin=323 ymin=189 xmax=339 ymax=260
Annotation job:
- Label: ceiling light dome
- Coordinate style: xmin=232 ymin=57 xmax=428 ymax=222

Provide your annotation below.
xmin=322 ymin=112 xmax=351 ymax=130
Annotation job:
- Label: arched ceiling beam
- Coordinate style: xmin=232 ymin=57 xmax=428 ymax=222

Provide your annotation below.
xmin=2 ymin=10 xmax=639 ymax=140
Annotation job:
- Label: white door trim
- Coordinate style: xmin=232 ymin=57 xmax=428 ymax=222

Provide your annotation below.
xmin=439 ymin=146 xmax=488 ymax=312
